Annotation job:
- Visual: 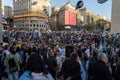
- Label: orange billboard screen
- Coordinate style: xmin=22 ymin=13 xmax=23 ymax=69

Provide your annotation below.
xmin=65 ymin=11 xmax=76 ymax=26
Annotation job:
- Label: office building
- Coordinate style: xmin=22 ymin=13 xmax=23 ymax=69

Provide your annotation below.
xmin=111 ymin=0 xmax=120 ymax=33
xmin=4 ymin=6 xmax=12 ymax=17
xmin=13 ymin=0 xmax=51 ymax=31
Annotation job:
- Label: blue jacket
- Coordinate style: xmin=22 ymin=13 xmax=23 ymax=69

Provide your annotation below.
xmin=19 ymin=71 xmax=32 ymax=80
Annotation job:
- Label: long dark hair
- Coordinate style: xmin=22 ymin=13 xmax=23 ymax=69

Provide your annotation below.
xmin=9 ymin=46 xmax=16 ymax=54
xmin=26 ymin=54 xmax=48 ymax=74
xmin=70 ymin=53 xmax=78 ymax=61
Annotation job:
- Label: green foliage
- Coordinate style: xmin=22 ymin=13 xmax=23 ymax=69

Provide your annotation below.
xmin=57 ymin=25 xmax=64 ymax=31
xmin=84 ymin=24 xmax=94 ymax=31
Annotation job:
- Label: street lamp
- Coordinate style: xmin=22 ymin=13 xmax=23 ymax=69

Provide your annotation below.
xmin=0 ymin=0 xmax=3 ymax=43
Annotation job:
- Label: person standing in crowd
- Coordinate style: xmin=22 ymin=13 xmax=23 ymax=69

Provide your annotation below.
xmin=61 ymin=53 xmax=81 ymax=80
xmin=2 ymin=44 xmax=11 ymax=79
xmin=114 ymin=51 xmax=120 ymax=80
xmin=58 ymin=44 xmax=65 ymax=68
xmin=46 ymin=49 xmax=58 ymax=80
xmin=3 ymin=45 xmax=10 ymax=56
xmin=0 ymin=45 xmax=3 ymax=80
xmin=91 ymin=53 xmax=113 ymax=80
xmin=110 ymin=49 xmax=118 ymax=78
xmin=19 ymin=53 xmax=54 ymax=80
xmin=78 ymin=53 xmax=87 ymax=80
xmin=4 ymin=46 xmax=21 ymax=80
xmin=87 ymin=53 xmax=97 ymax=80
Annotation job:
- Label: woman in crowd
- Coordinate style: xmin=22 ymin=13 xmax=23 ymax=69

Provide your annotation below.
xmin=61 ymin=53 xmax=81 ymax=80
xmin=19 ymin=53 xmax=54 ymax=80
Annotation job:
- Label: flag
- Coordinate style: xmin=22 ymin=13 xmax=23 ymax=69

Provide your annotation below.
xmin=103 ymin=38 xmax=108 ymax=55
xmin=76 ymin=0 xmax=84 ymax=9
xmin=99 ymin=41 xmax=103 ymax=54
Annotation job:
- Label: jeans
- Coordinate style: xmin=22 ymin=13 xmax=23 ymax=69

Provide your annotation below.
xmin=8 ymin=71 xmax=19 ymax=80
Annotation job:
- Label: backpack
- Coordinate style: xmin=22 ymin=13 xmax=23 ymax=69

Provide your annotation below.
xmin=0 ymin=51 xmax=6 ymax=66
xmin=8 ymin=57 xmax=18 ymax=73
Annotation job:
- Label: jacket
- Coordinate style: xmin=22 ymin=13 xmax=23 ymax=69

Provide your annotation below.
xmin=4 ymin=53 xmax=21 ymax=73
xmin=61 ymin=59 xmax=81 ymax=80
xmin=91 ymin=60 xmax=113 ymax=80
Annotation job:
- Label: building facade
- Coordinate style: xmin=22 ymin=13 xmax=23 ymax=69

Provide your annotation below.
xmin=4 ymin=6 xmax=12 ymax=17
xmin=51 ymin=2 xmax=78 ymax=30
xmin=111 ymin=0 xmax=120 ymax=33
xmin=80 ymin=8 xmax=101 ymax=26
xmin=80 ymin=8 xmax=111 ymax=31
xmin=13 ymin=0 xmax=51 ymax=31
xmin=1 ymin=0 xmax=4 ymax=15
xmin=51 ymin=6 xmax=60 ymax=30
xmin=51 ymin=3 xmax=111 ymax=31
xmin=0 ymin=0 xmax=4 ymax=43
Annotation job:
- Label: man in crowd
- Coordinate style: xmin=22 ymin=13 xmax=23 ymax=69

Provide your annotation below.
xmin=114 ymin=51 xmax=120 ymax=80
xmin=90 ymin=53 xmax=113 ymax=80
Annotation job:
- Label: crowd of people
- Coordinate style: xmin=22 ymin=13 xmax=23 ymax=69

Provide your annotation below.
xmin=0 ymin=30 xmax=120 ymax=80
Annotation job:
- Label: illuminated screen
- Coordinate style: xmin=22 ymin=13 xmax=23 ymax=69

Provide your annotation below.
xmin=64 ymin=11 xmax=76 ymax=26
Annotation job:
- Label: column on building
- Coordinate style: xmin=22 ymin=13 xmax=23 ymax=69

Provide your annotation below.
xmin=111 ymin=0 xmax=120 ymax=33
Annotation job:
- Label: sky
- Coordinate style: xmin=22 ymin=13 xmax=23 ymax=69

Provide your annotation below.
xmin=4 ymin=0 xmax=112 ymax=19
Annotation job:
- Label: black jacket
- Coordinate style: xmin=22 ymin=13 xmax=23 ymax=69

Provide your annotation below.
xmin=91 ymin=60 xmax=113 ymax=80
xmin=47 ymin=56 xmax=57 ymax=79
xmin=114 ymin=63 xmax=120 ymax=80
xmin=61 ymin=59 xmax=81 ymax=80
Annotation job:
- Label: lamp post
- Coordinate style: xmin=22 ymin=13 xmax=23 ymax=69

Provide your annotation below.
xmin=0 ymin=0 xmax=3 ymax=43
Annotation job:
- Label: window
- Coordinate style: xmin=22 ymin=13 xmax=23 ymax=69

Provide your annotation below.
xmin=37 ymin=25 xmax=38 ymax=27
xmin=91 ymin=17 xmax=94 ymax=25
xmin=33 ymin=24 xmax=35 ymax=27
xmin=86 ymin=14 xmax=90 ymax=24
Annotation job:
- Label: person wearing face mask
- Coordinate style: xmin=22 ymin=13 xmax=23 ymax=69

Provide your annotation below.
xmin=90 ymin=53 xmax=113 ymax=80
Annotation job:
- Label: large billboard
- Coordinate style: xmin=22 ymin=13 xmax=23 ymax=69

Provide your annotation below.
xmin=64 ymin=11 xmax=76 ymax=26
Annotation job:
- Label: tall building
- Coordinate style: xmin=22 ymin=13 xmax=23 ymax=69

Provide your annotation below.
xmin=51 ymin=4 xmax=110 ymax=31
xmin=111 ymin=0 xmax=120 ymax=33
xmin=80 ymin=8 xmax=101 ymax=26
xmin=80 ymin=8 xmax=110 ymax=31
xmin=13 ymin=0 xmax=51 ymax=31
xmin=1 ymin=0 xmax=4 ymax=15
xmin=0 ymin=0 xmax=3 ymax=43
xmin=51 ymin=6 xmax=60 ymax=30
xmin=4 ymin=6 xmax=12 ymax=17
xmin=51 ymin=2 xmax=77 ymax=30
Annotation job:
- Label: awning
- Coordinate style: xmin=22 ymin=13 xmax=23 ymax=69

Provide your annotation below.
xmin=13 ymin=13 xmax=48 ymax=19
